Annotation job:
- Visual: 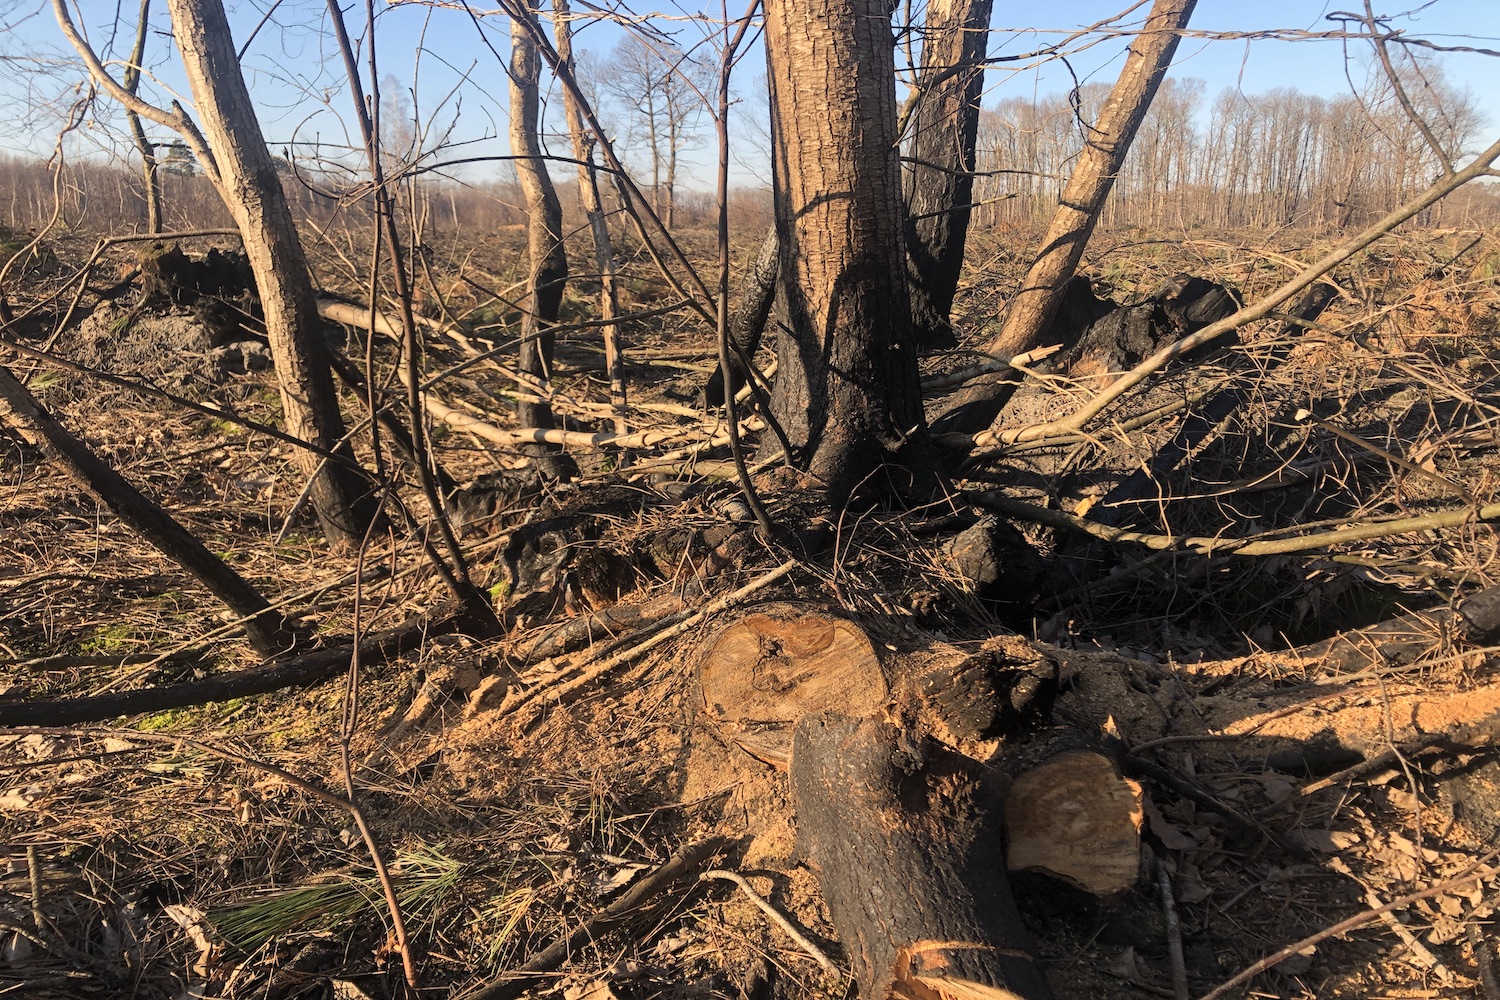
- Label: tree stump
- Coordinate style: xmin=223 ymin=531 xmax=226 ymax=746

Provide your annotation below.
xmin=791 ymin=715 xmax=1054 ymax=1000
xmin=698 ymin=604 xmax=887 ymax=767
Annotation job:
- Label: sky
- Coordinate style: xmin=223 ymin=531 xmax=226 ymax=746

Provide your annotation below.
xmin=0 ymin=0 xmax=1496 ymax=191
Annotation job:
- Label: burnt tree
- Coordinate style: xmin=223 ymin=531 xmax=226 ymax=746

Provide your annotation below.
xmin=903 ymin=0 xmax=994 ymax=351
xmin=762 ymin=0 xmax=938 ymax=505
xmin=510 ymin=0 xmax=574 ymax=480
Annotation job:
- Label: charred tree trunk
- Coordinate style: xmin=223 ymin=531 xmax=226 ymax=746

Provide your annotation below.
xmin=704 ymin=226 xmax=778 ymax=408
xmin=510 ymin=3 xmax=574 ymax=481
xmin=985 ymin=0 xmax=1196 ymax=361
xmin=903 ymin=0 xmax=993 ymax=351
xmin=163 ymin=0 xmax=379 ymax=548
xmin=792 ymin=715 xmax=1054 ymax=1000
xmin=762 ymin=0 xmax=937 ymax=504
xmin=0 ymin=365 xmax=295 ymax=657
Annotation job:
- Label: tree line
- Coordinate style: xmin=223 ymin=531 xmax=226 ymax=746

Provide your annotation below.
xmin=974 ymin=66 xmax=1498 ymax=232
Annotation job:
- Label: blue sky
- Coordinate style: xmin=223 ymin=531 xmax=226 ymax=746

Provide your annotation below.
xmin=0 ymin=0 xmax=1496 ymax=190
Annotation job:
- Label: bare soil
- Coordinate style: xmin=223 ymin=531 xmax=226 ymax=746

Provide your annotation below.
xmin=3 ymin=224 xmax=1500 ymax=1000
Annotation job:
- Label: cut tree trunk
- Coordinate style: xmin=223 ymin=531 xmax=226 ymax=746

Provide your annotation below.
xmin=164 ymin=0 xmax=379 ymax=548
xmin=791 ymin=714 xmax=1054 ymax=1000
xmin=698 ymin=604 xmax=887 ymax=767
xmin=1004 ymin=749 xmax=1144 ymax=897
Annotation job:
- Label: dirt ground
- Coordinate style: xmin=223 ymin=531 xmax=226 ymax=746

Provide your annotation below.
xmin=3 ymin=224 xmax=1500 ymax=999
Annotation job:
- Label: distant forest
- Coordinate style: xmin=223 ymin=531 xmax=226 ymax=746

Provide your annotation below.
xmin=3 ymin=72 xmax=1497 ymax=239
xmin=972 ymin=74 xmax=1500 ymax=231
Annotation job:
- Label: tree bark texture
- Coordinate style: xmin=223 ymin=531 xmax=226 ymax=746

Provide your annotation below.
xmin=509 ymin=3 xmax=572 ymax=480
xmin=904 ymin=0 xmax=994 ymax=351
xmin=164 ymin=0 xmax=377 ymax=548
xmin=986 ymin=0 xmax=1197 ymax=361
xmin=704 ymin=226 xmax=778 ymax=408
xmin=553 ymin=0 xmax=626 ymax=440
xmin=0 ymin=364 xmax=294 ymax=657
xmin=791 ymin=715 xmax=1054 ymax=1000
xmin=762 ymin=0 xmax=935 ymax=503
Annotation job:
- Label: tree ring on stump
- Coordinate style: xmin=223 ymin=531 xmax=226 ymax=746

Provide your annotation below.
xmin=698 ymin=602 xmax=887 ymax=768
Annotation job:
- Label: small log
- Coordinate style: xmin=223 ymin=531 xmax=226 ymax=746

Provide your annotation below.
xmin=791 ymin=715 xmax=1053 ymax=1000
xmin=698 ymin=604 xmax=887 ymax=767
xmin=1459 ymin=582 xmax=1500 ymax=645
xmin=1004 ymin=749 xmax=1144 ymax=898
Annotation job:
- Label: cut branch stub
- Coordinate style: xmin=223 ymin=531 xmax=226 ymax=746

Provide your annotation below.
xmin=1004 ymin=749 xmax=1144 ymax=897
xmin=698 ymin=603 xmax=887 ymax=768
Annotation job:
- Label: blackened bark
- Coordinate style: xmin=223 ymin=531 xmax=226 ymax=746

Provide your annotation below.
xmin=763 ymin=0 xmax=937 ymax=504
xmin=704 ymin=226 xmax=778 ymax=408
xmin=904 ymin=0 xmax=994 ymax=351
xmin=0 ymin=365 xmax=294 ymax=657
xmin=791 ymin=715 xmax=1054 ymax=999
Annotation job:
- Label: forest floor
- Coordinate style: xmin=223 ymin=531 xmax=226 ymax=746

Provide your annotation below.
xmin=3 ymin=221 xmax=1500 ymax=999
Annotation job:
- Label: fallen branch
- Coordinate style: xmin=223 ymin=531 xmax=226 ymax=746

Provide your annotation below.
xmin=974 ymin=492 xmax=1500 ymax=558
xmin=701 ymin=869 xmax=837 ymax=973
xmin=502 ymin=560 xmax=798 ymax=720
xmin=1197 ymin=851 xmax=1500 ymax=1000
xmin=0 ymin=602 xmax=488 ymax=727
xmin=978 ymin=133 xmax=1500 ymax=450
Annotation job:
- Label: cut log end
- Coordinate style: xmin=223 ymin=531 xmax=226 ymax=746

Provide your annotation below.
xmin=1004 ymin=749 xmax=1143 ymax=897
xmin=698 ymin=604 xmax=886 ymax=767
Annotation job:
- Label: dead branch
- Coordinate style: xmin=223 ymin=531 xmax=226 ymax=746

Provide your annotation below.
xmin=1197 ymin=851 xmax=1500 ymax=1000
xmin=978 ymin=133 xmax=1500 ymax=449
xmin=975 ymin=491 xmax=1500 ymax=559
xmin=0 ymin=602 xmax=488 ymax=727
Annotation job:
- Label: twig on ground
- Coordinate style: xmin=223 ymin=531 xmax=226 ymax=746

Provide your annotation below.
xmin=1154 ymin=855 xmax=1189 ymax=1000
xmin=0 ymin=725 xmax=419 ymax=989
xmin=1361 ymin=882 xmax=1452 ymax=980
xmin=462 ymin=837 xmax=729 ymax=1000
xmin=701 ymin=869 xmax=838 ymax=973
xmin=1197 ymin=851 xmax=1500 ymax=1000
xmin=503 ymin=559 xmax=798 ymax=720
xmin=975 ymin=491 xmax=1500 ymax=559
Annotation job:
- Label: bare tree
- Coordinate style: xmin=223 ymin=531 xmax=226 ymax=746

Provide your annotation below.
xmin=761 ymin=0 xmax=937 ymax=505
xmin=902 ymin=0 xmax=994 ymax=350
xmin=510 ymin=0 xmax=573 ymax=479
xmin=52 ymin=0 xmax=380 ymax=548
xmin=120 ymin=0 xmax=162 ymax=232
xmin=598 ymin=34 xmax=711 ymax=230
xmin=553 ymin=0 xmax=626 ymax=441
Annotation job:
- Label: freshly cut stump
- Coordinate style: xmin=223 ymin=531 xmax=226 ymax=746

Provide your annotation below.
xmin=698 ymin=603 xmax=887 ymax=767
xmin=1004 ymin=749 xmax=1143 ymax=897
xmin=791 ymin=714 xmax=1054 ymax=1000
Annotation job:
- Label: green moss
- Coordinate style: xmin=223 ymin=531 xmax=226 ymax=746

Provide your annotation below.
xmin=78 ymin=624 xmax=140 ymax=655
